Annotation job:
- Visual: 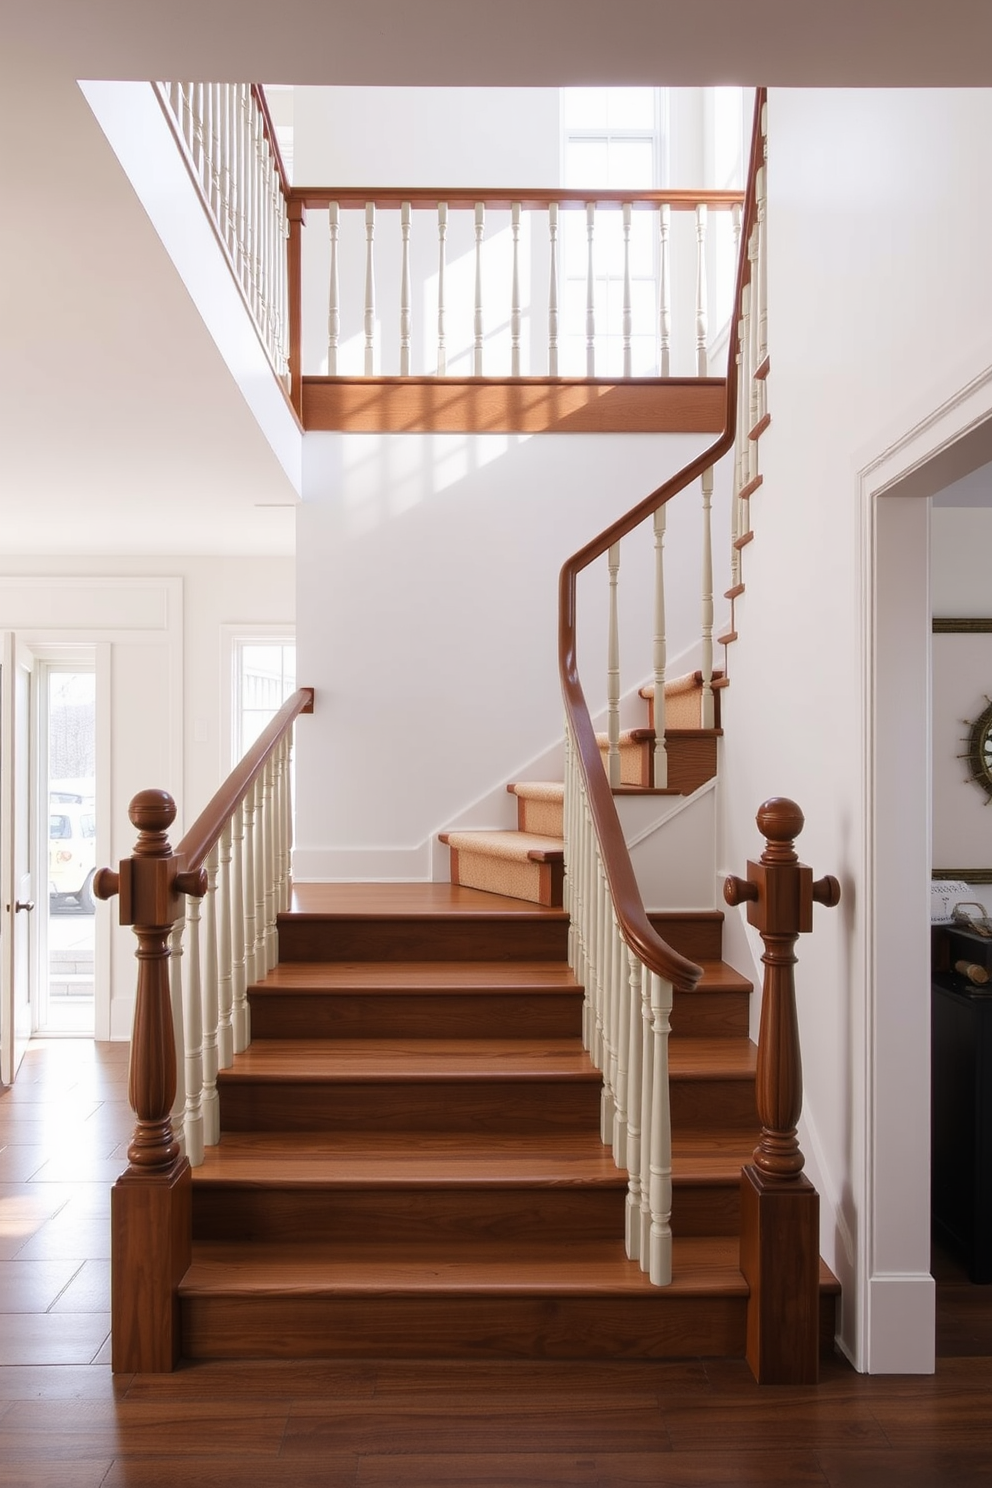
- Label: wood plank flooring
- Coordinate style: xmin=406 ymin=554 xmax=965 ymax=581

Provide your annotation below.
xmin=2 ymin=1039 xmax=992 ymax=1485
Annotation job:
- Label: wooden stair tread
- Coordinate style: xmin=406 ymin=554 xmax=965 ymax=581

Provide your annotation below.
xmin=252 ymin=960 xmax=583 ymax=993
xmin=180 ymin=1236 xmax=748 ymax=1298
xmin=219 ymin=1038 xmax=600 ymax=1082
xmin=694 ymin=960 xmax=753 ymax=995
xmin=193 ymin=1130 xmax=626 ymax=1188
xmin=288 ymin=882 xmax=567 ymax=920
xmin=671 ymin=1129 xmax=756 ymax=1181
xmin=439 ymin=830 xmax=563 ymax=864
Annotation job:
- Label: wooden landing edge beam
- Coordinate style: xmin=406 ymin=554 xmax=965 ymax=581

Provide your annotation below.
xmin=303 ymin=377 xmax=726 ymax=435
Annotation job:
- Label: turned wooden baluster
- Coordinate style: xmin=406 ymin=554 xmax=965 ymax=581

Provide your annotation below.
xmin=724 ymin=796 xmax=840 ymax=1384
xmin=93 ymin=789 xmax=206 ymax=1372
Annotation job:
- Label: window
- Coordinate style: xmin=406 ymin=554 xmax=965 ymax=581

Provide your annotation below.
xmin=232 ymin=637 xmax=297 ymax=764
xmin=560 ymin=88 xmax=666 ymax=376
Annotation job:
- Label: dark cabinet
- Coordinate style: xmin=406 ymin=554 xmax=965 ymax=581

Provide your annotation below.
xmin=932 ymin=927 xmax=992 ymax=1282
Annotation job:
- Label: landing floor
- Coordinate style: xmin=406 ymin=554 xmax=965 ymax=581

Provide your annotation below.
xmin=0 ymin=1041 xmax=989 ymax=1485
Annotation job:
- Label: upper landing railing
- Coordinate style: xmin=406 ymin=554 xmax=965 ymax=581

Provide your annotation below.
xmin=153 ymin=82 xmax=745 ymax=425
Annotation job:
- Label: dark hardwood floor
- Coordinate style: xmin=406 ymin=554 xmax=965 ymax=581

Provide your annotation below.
xmin=1 ymin=1038 xmax=990 ymax=1487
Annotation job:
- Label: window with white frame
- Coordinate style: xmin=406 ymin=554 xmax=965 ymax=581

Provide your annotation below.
xmin=560 ymin=88 xmax=667 ymax=376
xmin=232 ymin=637 xmax=297 ymax=764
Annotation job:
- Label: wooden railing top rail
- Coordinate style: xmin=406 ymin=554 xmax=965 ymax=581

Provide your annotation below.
xmin=558 ymin=88 xmax=766 ymax=994
xmin=251 ymin=83 xmax=291 ymax=200
xmin=288 ymin=186 xmax=745 ymax=213
xmin=177 ymin=686 xmax=314 ymax=873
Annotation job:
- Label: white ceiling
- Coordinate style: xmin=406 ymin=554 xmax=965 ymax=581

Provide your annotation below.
xmin=2 ymin=1 xmax=991 ymax=556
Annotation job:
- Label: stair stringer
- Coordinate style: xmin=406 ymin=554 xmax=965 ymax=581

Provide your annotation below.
xmin=614 ymin=778 xmax=718 ymax=910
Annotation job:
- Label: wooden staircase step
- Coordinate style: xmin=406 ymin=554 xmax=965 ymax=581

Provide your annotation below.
xmin=217 ymin=1038 xmax=602 ymax=1134
xmin=192 ymin=1131 xmax=628 ymax=1245
xmin=280 ymin=883 xmax=568 ymax=962
xmin=648 ymin=910 xmax=726 ymax=961
xmin=672 ymin=961 xmax=753 ymax=1039
xmin=179 ymin=1236 xmax=750 ymax=1360
xmin=639 ymin=669 xmax=724 ymax=730
xmin=596 ymin=727 xmax=721 ymax=792
xmin=248 ymin=960 xmax=583 ymax=1040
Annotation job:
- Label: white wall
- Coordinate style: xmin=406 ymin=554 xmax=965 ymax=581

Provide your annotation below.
xmin=295 ymin=431 xmax=728 ymax=879
xmin=717 ymin=88 xmax=992 ymax=1373
xmin=0 ymin=556 xmax=294 ymax=1039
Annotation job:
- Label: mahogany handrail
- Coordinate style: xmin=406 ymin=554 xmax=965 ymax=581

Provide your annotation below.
xmin=287 ymin=186 xmax=745 ymax=213
xmin=558 ymin=88 xmax=766 ymax=994
xmin=177 ymin=686 xmax=314 ymax=873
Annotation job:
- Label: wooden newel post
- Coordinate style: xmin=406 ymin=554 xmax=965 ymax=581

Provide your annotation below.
xmin=95 ymin=789 xmax=205 ymax=1374
xmin=724 ymin=797 xmax=840 ymax=1384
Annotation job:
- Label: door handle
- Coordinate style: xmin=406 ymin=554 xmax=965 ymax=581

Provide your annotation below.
xmin=14 ymin=901 xmax=34 ymax=913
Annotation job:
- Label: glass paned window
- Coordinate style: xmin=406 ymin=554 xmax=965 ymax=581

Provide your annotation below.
xmin=234 ymin=640 xmax=297 ymax=762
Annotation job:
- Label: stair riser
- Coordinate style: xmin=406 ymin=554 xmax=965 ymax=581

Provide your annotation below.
xmin=181 ymin=1293 xmax=747 ymax=1361
xmin=647 ymin=914 xmax=725 ymax=961
xmin=278 ymin=917 xmax=568 ymax=963
xmin=670 ymin=992 xmax=750 ymax=1040
xmin=670 ymin=1080 xmax=756 ymax=1131
xmin=448 ymin=850 xmax=563 ymax=909
xmin=516 ymin=800 xmax=564 ymax=836
xmin=248 ymin=991 xmax=583 ymax=1041
xmin=192 ymin=1187 xmax=626 ymax=1245
xmin=218 ymin=1080 xmax=602 ymax=1134
xmin=670 ymin=1184 xmax=741 ymax=1237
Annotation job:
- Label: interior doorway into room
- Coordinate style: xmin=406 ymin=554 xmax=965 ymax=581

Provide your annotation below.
xmin=38 ymin=658 xmax=96 ymax=1036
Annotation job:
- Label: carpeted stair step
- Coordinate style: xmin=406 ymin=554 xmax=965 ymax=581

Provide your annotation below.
xmin=507 ymin=780 xmax=564 ymax=836
xmin=440 ymin=829 xmax=564 ymax=907
xmin=639 ymin=669 xmax=724 ymax=730
xmin=596 ymin=726 xmax=720 ymax=792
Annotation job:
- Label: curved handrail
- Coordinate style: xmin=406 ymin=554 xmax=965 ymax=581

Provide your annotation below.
xmin=177 ymin=686 xmax=313 ymax=873
xmin=558 ymin=88 xmax=766 ymax=993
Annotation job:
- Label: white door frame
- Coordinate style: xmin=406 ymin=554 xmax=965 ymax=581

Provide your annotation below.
xmin=859 ymin=363 xmax=992 ymax=1373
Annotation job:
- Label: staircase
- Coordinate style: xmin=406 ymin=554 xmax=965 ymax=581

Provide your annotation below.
xmin=179 ymin=874 xmax=836 ymax=1361
xmin=439 ymin=671 xmax=722 ymax=908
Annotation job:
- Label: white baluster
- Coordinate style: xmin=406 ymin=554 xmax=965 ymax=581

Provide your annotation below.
xmin=436 ymin=203 xmax=448 ymax=376
xmin=285 ymin=729 xmax=297 ymax=913
xmin=253 ymin=775 xmax=266 ymax=995
xmin=758 ymin=99 xmax=769 ymax=379
xmin=219 ymin=85 xmax=235 ymax=257
xmin=364 ymin=203 xmax=376 ymax=376
xmin=695 ymin=202 xmax=708 ymax=377
xmin=624 ymin=950 xmax=644 ymax=1260
xmin=748 ymin=223 xmax=760 ymax=438
xmin=167 ymin=81 xmax=181 ymax=126
xmin=232 ymin=797 xmax=249 ymax=1053
xmin=250 ymin=101 xmax=264 ymax=328
xmin=208 ymin=83 xmax=222 ymax=221
xmin=273 ymin=743 xmax=287 ymax=922
xmin=739 ymin=283 xmax=752 ymax=490
xmin=548 ymin=202 xmax=559 ymax=377
xmin=598 ymin=878 xmax=614 ymax=1148
xmin=653 ymin=504 xmax=668 ymax=788
xmin=700 ymin=467 xmax=715 ymax=729
xmin=648 ymin=970 xmax=674 ymax=1286
xmin=183 ymin=892 xmax=205 ymax=1168
xmin=191 ymin=83 xmax=205 ymax=181
xmin=585 ymin=203 xmax=596 ymax=377
xmin=265 ymin=757 xmax=279 ymax=971
xmin=607 ymin=542 xmax=621 ymax=789
xmin=201 ymin=844 xmax=220 ymax=1145
xmin=622 ymin=202 xmax=632 ymax=379
xmin=612 ymin=918 xmax=628 ymax=1169
xmin=218 ymin=819 xmax=235 ymax=1067
xmin=638 ymin=961 xmax=653 ymax=1265
xmin=731 ymin=303 xmax=746 ymax=588
xmin=169 ymin=912 xmax=187 ymax=1160
xmin=658 ymin=203 xmax=671 ymax=376
xmin=400 ymin=201 xmax=412 ymax=377
xmin=327 ymin=203 xmax=340 ymax=374
xmin=234 ymin=85 xmax=250 ymax=297
xmin=510 ymin=202 xmax=522 ymax=378
xmin=473 ymin=203 xmax=485 ymax=376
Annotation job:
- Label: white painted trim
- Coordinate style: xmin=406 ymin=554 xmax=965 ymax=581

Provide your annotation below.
xmin=617 ymin=774 xmax=716 ymax=850
xmin=857 ymin=361 xmax=992 ymax=1373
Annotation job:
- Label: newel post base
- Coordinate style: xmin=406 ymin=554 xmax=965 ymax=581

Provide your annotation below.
xmin=111 ymin=1158 xmax=192 ymax=1374
xmin=739 ymin=1164 xmax=820 ymax=1385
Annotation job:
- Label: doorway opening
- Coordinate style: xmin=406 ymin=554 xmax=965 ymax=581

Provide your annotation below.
xmin=39 ymin=660 xmax=96 ymax=1036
